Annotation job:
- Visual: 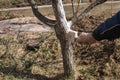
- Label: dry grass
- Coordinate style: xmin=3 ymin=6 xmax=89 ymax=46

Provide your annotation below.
xmin=0 ymin=16 xmax=120 ymax=80
xmin=0 ymin=32 xmax=64 ymax=80
xmin=0 ymin=1 xmax=120 ymax=79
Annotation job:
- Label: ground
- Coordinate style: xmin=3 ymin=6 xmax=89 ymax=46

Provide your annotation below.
xmin=0 ymin=1 xmax=120 ymax=80
xmin=0 ymin=0 xmax=51 ymax=8
xmin=0 ymin=13 xmax=120 ymax=80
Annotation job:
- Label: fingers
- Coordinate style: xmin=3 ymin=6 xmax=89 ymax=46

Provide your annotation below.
xmin=76 ymin=32 xmax=88 ymax=43
xmin=75 ymin=32 xmax=96 ymax=44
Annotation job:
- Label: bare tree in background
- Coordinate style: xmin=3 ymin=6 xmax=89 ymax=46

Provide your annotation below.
xmin=28 ymin=0 xmax=107 ymax=79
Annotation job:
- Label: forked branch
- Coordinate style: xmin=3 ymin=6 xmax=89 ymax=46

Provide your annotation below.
xmin=69 ymin=0 xmax=107 ymax=26
xmin=28 ymin=0 xmax=56 ymax=27
xmin=52 ymin=0 xmax=78 ymax=40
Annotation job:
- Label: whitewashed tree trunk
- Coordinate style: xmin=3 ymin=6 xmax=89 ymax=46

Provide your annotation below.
xmin=51 ymin=0 xmax=76 ymax=77
xmin=28 ymin=0 xmax=107 ymax=78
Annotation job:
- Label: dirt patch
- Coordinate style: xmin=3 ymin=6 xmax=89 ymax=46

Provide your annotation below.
xmin=0 ymin=0 xmax=79 ymax=8
xmin=0 ymin=12 xmax=119 ymax=80
xmin=0 ymin=0 xmax=120 ymax=80
xmin=74 ymin=13 xmax=120 ymax=80
xmin=0 ymin=0 xmax=52 ymax=8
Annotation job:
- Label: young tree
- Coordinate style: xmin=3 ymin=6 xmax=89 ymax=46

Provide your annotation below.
xmin=28 ymin=0 xmax=107 ymax=78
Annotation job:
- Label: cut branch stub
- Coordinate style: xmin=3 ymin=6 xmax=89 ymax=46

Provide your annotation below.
xmin=28 ymin=0 xmax=56 ymax=27
xmin=28 ymin=0 xmax=78 ymax=40
xmin=52 ymin=0 xmax=78 ymax=42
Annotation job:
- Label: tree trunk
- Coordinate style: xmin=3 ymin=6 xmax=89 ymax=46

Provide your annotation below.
xmin=52 ymin=0 xmax=75 ymax=77
xmin=60 ymin=36 xmax=75 ymax=77
xmin=54 ymin=26 xmax=75 ymax=77
xmin=28 ymin=0 xmax=107 ymax=79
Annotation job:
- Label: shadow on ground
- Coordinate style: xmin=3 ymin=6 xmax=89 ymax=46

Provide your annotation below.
xmin=0 ymin=66 xmax=64 ymax=80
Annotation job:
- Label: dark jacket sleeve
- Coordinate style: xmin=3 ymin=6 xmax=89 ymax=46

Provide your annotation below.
xmin=92 ymin=11 xmax=120 ymax=41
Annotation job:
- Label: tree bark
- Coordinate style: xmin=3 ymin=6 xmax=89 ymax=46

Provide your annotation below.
xmin=51 ymin=0 xmax=75 ymax=77
xmin=28 ymin=0 xmax=107 ymax=79
xmin=69 ymin=0 xmax=107 ymax=26
xmin=28 ymin=0 xmax=56 ymax=27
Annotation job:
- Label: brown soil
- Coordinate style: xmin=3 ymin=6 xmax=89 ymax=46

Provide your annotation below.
xmin=0 ymin=0 xmax=118 ymax=8
xmin=0 ymin=0 xmax=52 ymax=8
xmin=0 ymin=12 xmax=119 ymax=80
xmin=74 ymin=13 xmax=120 ymax=80
xmin=0 ymin=1 xmax=120 ymax=79
xmin=0 ymin=0 xmax=82 ymax=8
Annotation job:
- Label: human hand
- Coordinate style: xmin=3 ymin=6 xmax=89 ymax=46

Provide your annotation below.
xmin=76 ymin=32 xmax=96 ymax=45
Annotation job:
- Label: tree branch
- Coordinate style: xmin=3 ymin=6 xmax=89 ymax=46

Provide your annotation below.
xmin=69 ymin=0 xmax=107 ymax=26
xmin=28 ymin=0 xmax=56 ymax=27
xmin=52 ymin=0 xmax=78 ymax=39
xmin=52 ymin=0 xmax=70 ymax=32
